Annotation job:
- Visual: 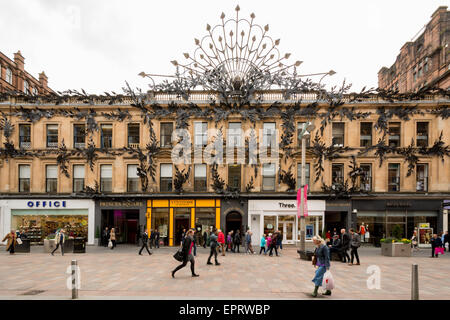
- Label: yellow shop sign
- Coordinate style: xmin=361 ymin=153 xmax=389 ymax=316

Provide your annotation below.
xmin=170 ymin=199 xmax=195 ymax=207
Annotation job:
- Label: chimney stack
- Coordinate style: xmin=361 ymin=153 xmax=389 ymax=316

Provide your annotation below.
xmin=39 ymin=71 xmax=48 ymax=90
xmin=14 ymin=50 xmax=25 ymax=71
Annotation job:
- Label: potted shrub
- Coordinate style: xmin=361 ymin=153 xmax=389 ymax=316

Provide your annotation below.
xmin=380 ymin=237 xmax=412 ymax=257
xmin=94 ymin=226 xmax=100 ymax=246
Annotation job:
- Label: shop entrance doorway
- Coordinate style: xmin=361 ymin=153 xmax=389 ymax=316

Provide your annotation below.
xmin=226 ymin=211 xmax=242 ymax=235
xmin=175 ymin=217 xmax=190 ymax=245
xmin=101 ymin=209 xmax=140 ymax=244
xmin=280 ymin=221 xmax=294 ymax=244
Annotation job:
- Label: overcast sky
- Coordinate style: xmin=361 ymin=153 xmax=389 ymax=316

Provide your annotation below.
xmin=0 ymin=0 xmax=447 ymax=94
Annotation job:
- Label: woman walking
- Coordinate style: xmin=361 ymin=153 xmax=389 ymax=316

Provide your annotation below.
xmin=172 ymin=229 xmax=199 ymax=278
xmin=259 ymin=234 xmax=266 ymax=254
xmin=311 ymin=235 xmax=332 ymax=297
xmin=109 ymin=228 xmax=116 ymax=249
xmin=266 ymin=233 xmax=272 ymax=255
xmin=2 ymin=230 xmax=18 ymax=255
xmin=226 ymin=231 xmax=233 ymax=252
xmin=411 ymin=231 xmax=419 ymax=252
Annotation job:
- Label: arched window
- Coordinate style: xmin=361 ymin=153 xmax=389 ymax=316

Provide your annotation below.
xmin=6 ymin=67 xmax=12 ymax=84
xmin=32 ymin=86 xmax=38 ymax=95
xmin=24 ymin=80 xmax=29 ymax=93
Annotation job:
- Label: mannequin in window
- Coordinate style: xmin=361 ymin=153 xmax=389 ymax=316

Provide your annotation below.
xmin=359 ymin=223 xmax=366 ymax=243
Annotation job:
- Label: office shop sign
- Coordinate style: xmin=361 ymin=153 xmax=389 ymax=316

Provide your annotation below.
xmin=26 ymin=200 xmax=67 ymax=208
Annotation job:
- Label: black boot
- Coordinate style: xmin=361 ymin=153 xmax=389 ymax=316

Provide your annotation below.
xmin=215 ymin=261 xmax=220 ymax=265
xmin=322 ymin=290 xmax=332 ymax=296
xmin=312 ymin=286 xmax=319 ymax=297
xmin=207 ymin=261 xmax=213 ymax=265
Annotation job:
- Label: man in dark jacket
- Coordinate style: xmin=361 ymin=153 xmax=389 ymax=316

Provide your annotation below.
xmin=349 ymin=228 xmax=361 ymax=265
xmin=139 ymin=228 xmax=152 ymax=255
xmin=431 ymin=233 xmax=443 ymax=258
xmin=340 ymin=228 xmax=351 ymax=263
xmin=172 ymin=229 xmax=199 ymax=278
xmin=233 ymin=230 xmax=241 ymax=253
xmin=102 ymin=227 xmax=109 ymax=247
xmin=149 ymin=229 xmax=155 ymax=249
xmin=207 ymin=229 xmax=220 ymax=265
xmin=328 ymin=235 xmax=342 ymax=261
xmin=155 ymin=229 xmax=160 ymax=248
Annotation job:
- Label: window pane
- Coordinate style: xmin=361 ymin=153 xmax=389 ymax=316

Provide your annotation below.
xmin=416 ymin=122 xmax=428 ymax=147
xmin=360 ymin=122 xmax=372 ymax=147
xmin=19 ymin=165 xmax=30 ymax=178
xmin=160 ymin=164 xmax=172 ymax=177
xmin=46 ymin=165 xmax=58 ymax=178
xmin=73 ymin=165 xmax=85 ymax=178
xmin=332 ymin=123 xmax=344 ymax=146
xmin=388 ymin=123 xmax=401 ymax=147
xmin=127 ymin=164 xmax=139 ymax=178
xmin=262 ymin=163 xmax=275 ymax=176
xmin=160 ymin=123 xmax=173 ymax=147
xmin=101 ymin=165 xmax=112 ymax=178
xmin=194 ymin=164 xmax=207 ymax=177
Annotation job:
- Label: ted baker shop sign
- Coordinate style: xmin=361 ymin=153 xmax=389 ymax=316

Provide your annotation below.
xmin=26 ymin=200 xmax=67 ymax=208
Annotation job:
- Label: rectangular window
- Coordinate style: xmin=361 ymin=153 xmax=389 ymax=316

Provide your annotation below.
xmin=127 ymin=124 xmax=140 ymax=147
xmin=46 ymin=124 xmax=58 ymax=148
xmin=100 ymin=164 xmax=112 ymax=193
xmin=416 ymin=164 xmax=428 ymax=192
xmin=73 ymin=165 xmax=85 ymax=192
xmin=332 ymin=123 xmax=345 ymax=146
xmin=360 ymin=164 xmax=372 ymax=192
xmin=101 ymin=124 xmax=113 ymax=148
xmin=388 ymin=163 xmax=400 ymax=192
xmin=262 ymin=163 xmax=276 ymax=191
xmin=46 ymin=165 xmax=58 ymax=193
xmin=262 ymin=122 xmax=276 ymax=147
xmin=297 ymin=163 xmax=310 ymax=189
xmin=19 ymin=124 xmax=31 ymax=149
xmin=127 ymin=164 xmax=139 ymax=192
xmin=416 ymin=122 xmax=428 ymax=147
xmin=194 ymin=164 xmax=207 ymax=192
xmin=228 ymin=122 xmax=242 ymax=147
xmin=19 ymin=164 xmax=30 ymax=192
xmin=297 ymin=122 xmax=311 ymax=147
xmin=160 ymin=164 xmax=173 ymax=192
xmin=331 ymin=164 xmax=344 ymax=185
xmin=160 ymin=123 xmax=173 ymax=148
xmin=388 ymin=122 xmax=401 ymax=147
xmin=73 ymin=124 xmax=86 ymax=148
xmin=194 ymin=122 xmax=208 ymax=147
xmin=228 ymin=164 xmax=241 ymax=191
xmin=360 ymin=122 xmax=372 ymax=147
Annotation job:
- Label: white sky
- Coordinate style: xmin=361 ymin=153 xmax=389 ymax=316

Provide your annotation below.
xmin=0 ymin=0 xmax=447 ymax=94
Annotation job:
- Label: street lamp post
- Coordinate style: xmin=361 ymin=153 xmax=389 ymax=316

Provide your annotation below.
xmin=298 ymin=122 xmax=315 ymax=256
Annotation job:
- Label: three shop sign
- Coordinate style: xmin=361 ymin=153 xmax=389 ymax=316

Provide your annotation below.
xmin=27 ymin=200 xmax=67 ymax=208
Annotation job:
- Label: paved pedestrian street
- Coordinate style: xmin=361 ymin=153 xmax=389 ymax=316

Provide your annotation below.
xmin=0 ymin=245 xmax=449 ymax=300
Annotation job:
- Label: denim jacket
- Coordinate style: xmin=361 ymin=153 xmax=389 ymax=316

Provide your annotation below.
xmin=315 ymin=244 xmax=330 ymax=269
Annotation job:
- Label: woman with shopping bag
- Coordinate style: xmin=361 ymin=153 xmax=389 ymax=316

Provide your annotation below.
xmin=311 ymin=235 xmax=333 ymax=297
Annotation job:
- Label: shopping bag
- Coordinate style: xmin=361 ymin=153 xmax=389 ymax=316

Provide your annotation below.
xmin=173 ymin=249 xmax=184 ymax=262
xmin=435 ymin=247 xmax=444 ymax=255
xmin=322 ymin=271 xmax=335 ymax=290
xmin=108 ymin=240 xmax=113 ymax=248
xmin=17 ymin=238 xmax=23 ymax=245
xmin=445 ymin=243 xmax=449 ymax=251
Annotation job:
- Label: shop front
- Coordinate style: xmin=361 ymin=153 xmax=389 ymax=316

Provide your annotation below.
xmin=0 ymin=199 xmax=95 ymax=245
xmin=96 ymin=199 xmax=146 ymax=245
xmin=248 ymin=199 xmax=326 ymax=247
xmin=146 ymin=199 xmax=221 ymax=247
xmin=352 ymin=198 xmax=443 ymax=246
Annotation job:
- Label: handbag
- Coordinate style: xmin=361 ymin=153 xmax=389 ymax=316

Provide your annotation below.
xmin=322 ymin=271 xmax=335 ymax=290
xmin=108 ymin=240 xmax=113 ymax=248
xmin=435 ymin=247 xmax=444 ymax=255
xmin=173 ymin=249 xmax=184 ymax=262
xmin=17 ymin=238 xmax=23 ymax=245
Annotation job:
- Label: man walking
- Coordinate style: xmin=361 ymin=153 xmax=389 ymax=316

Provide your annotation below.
xmin=328 ymin=235 xmax=342 ymax=261
xmin=340 ymin=228 xmax=351 ymax=263
xmin=102 ymin=227 xmax=109 ymax=247
xmin=233 ymin=230 xmax=241 ymax=253
xmin=207 ymin=229 xmax=220 ymax=265
xmin=51 ymin=228 xmax=65 ymax=256
xmin=149 ymin=229 xmax=155 ymax=249
xmin=349 ymin=228 xmax=361 ymax=265
xmin=246 ymin=231 xmax=254 ymax=254
xmin=139 ymin=228 xmax=152 ymax=256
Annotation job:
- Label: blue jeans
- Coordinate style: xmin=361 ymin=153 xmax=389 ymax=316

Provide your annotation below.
xmin=312 ymin=266 xmax=327 ymax=287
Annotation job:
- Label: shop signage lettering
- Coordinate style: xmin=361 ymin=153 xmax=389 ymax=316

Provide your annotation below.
xmin=99 ymin=201 xmax=142 ymax=207
xmin=170 ymin=199 xmax=195 ymax=207
xmin=386 ymin=201 xmax=411 ymax=207
xmin=27 ymin=200 xmax=67 ymax=208
xmin=278 ymin=202 xmax=296 ymax=209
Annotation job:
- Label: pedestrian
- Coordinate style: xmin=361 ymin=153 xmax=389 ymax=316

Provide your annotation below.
xmin=260 ymin=234 xmax=266 ymax=254
xmin=311 ymin=235 xmax=331 ymax=297
xmin=246 ymin=231 xmax=254 ymax=254
xmin=155 ymin=229 xmax=160 ymax=248
xmin=440 ymin=232 xmax=445 ymax=251
xmin=139 ymin=228 xmax=152 ymax=255
xmin=349 ymin=228 xmax=361 ymax=265
xmin=102 ymin=227 xmax=109 ymax=247
xmin=233 ymin=230 xmax=241 ymax=253
xmin=411 ymin=231 xmax=419 ymax=251
xmin=332 ymin=228 xmax=338 ymax=237
xmin=192 ymin=229 xmax=197 ymax=256
xmin=444 ymin=231 xmax=449 ymax=252
xmin=431 ymin=233 xmax=443 ymax=258
xmin=203 ymin=230 xmax=208 ymax=248
xmin=276 ymin=230 xmax=283 ymax=251
xmin=226 ymin=231 xmax=233 ymax=252
xmin=109 ymin=228 xmax=116 ymax=249
xmin=51 ymin=228 xmax=65 ymax=256
xmin=266 ymin=233 xmax=272 ymax=255
xmin=269 ymin=231 xmax=279 ymax=256
xmin=244 ymin=230 xmax=249 ymax=253
xmin=171 ymin=229 xmax=199 ymax=278
xmin=340 ymin=228 xmax=351 ymax=263
xmin=207 ymin=228 xmax=220 ymax=265
xmin=2 ymin=230 xmax=18 ymax=255
xmin=328 ymin=235 xmax=342 ymax=261
xmin=217 ymin=229 xmax=225 ymax=256
xmin=325 ymin=230 xmax=331 ymax=244
xmin=149 ymin=229 xmax=155 ymax=249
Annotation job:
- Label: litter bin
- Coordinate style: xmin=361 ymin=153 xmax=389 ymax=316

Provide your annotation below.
xmin=15 ymin=239 xmax=31 ymax=253
xmin=73 ymin=237 xmax=86 ymax=253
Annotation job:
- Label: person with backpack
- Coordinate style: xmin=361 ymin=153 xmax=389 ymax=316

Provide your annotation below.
xmin=207 ymin=229 xmax=220 ymax=266
xmin=349 ymin=228 xmax=361 ymax=265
